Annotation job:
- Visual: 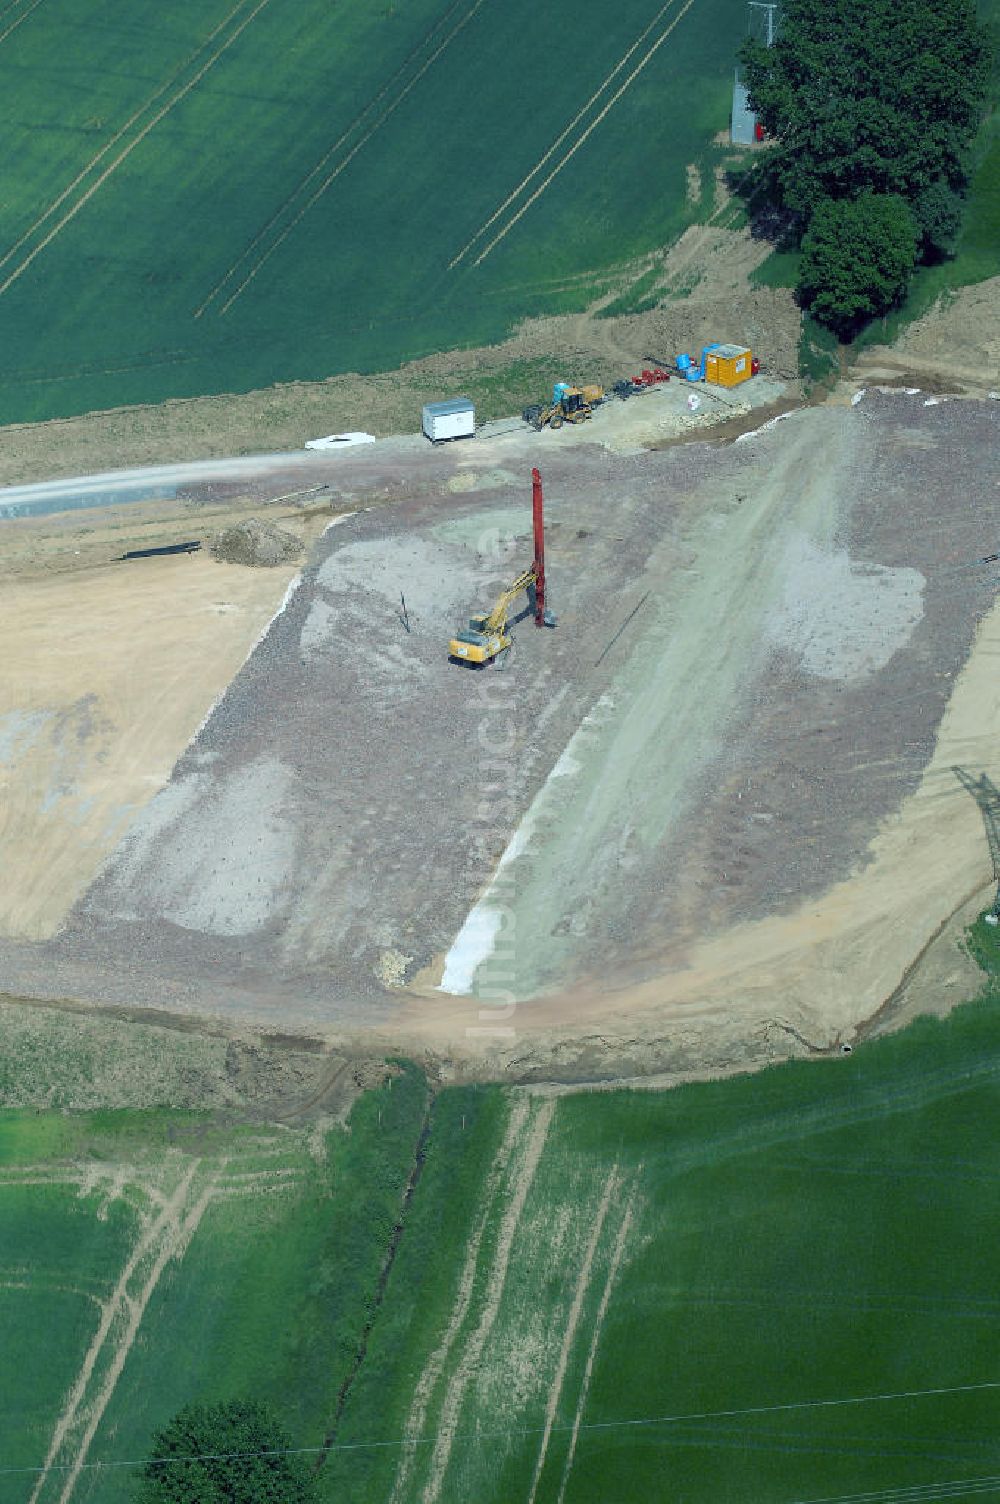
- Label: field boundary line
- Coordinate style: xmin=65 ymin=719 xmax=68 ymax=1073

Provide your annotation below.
xmin=0 ymin=0 xmax=255 ymax=277
xmin=472 ymin=0 xmax=698 ymax=267
xmin=526 ymin=1165 xmax=620 ymax=1504
xmin=0 ymin=1280 xmax=102 ymax=1307
xmin=389 ymin=1095 xmax=531 ymax=1504
xmin=216 ymin=0 xmax=490 ymax=317
xmin=556 ymin=1182 xmax=638 ymax=1504
xmin=27 ymin=1160 xmax=201 ymax=1504
xmin=56 ymin=1164 xmax=225 ymax=1504
xmin=194 ymin=0 xmax=473 ymax=317
xmin=419 ymin=1099 xmax=556 ymax=1504
xmin=0 ymin=0 xmax=43 ymax=47
xmin=448 ymin=0 xmax=681 ymax=269
xmin=0 ymin=1169 xmax=96 ymax=1186
xmin=0 ymin=0 xmax=274 ymax=299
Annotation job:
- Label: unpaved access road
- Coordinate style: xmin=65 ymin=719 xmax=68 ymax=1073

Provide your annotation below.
xmin=1 ymin=389 xmax=998 ymax=1083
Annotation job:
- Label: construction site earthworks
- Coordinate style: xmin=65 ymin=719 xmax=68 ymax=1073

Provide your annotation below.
xmin=5 ymin=0 xmax=1000 ymax=1492
xmin=2 ymin=369 xmax=1000 ymax=1086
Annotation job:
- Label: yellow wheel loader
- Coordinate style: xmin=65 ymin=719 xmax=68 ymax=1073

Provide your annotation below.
xmin=522 ymin=383 xmax=604 ymax=432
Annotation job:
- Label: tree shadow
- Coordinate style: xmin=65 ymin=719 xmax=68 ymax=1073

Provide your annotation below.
xmin=723 ymin=159 xmax=800 ymax=249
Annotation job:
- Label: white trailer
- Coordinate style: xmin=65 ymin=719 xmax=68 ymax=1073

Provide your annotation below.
xmin=422 ymin=397 xmax=475 ymax=444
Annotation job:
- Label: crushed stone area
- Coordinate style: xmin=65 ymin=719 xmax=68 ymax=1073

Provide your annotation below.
xmin=0 ymin=394 xmax=995 ymax=1032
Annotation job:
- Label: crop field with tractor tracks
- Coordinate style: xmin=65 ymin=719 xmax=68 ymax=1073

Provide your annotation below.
xmin=3 ymin=991 xmax=1000 ymax=1504
xmin=0 ymin=0 xmax=750 ymax=426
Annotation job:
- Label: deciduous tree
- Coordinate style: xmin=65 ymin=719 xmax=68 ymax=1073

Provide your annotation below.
xmin=740 ymin=0 xmax=991 ymax=329
xmin=134 ymin=1400 xmax=317 ymax=1504
xmin=798 ymin=193 xmax=918 ymax=335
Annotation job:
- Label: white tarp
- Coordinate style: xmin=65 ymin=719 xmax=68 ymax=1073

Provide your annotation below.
xmin=304 ymin=432 xmax=376 ymax=451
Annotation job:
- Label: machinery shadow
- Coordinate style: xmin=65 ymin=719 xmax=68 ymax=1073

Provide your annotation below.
xmin=953 ymin=766 xmax=1000 ymax=915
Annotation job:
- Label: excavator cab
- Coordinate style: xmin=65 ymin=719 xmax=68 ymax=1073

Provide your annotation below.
xmin=449 ymin=610 xmax=512 ymax=664
xmin=449 ymin=623 xmax=511 ymax=664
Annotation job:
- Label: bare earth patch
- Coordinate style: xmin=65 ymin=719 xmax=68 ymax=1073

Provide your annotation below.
xmin=855 ymin=276 xmax=1000 ymax=392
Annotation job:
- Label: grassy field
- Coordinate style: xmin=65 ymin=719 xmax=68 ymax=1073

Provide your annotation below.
xmin=4 ymin=984 xmax=1000 ymax=1503
xmin=0 ymin=0 xmax=749 ymax=426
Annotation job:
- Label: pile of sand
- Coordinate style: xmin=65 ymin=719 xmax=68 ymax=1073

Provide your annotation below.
xmin=211 ymin=517 xmax=302 ymax=567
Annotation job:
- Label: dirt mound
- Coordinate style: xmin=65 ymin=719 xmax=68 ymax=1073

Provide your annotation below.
xmin=211 ymin=517 xmax=302 ymax=567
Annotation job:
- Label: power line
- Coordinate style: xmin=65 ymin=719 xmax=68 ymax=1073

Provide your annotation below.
xmin=791 ymin=1470 xmax=1000 ymax=1504
xmin=2 ymin=1379 xmax=997 ymax=1478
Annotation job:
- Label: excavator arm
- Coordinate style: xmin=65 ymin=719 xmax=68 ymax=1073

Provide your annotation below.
xmin=476 ymin=567 xmax=537 ymax=633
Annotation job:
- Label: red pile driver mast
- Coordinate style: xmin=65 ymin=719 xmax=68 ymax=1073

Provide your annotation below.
xmin=532 ymin=466 xmax=546 ymax=626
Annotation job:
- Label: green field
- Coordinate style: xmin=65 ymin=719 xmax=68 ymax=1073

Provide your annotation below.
xmin=0 ymin=1072 xmax=434 ymax=1504
xmin=3 ymin=977 xmax=1000 ymax=1504
xmin=0 ymin=0 xmax=747 ymax=425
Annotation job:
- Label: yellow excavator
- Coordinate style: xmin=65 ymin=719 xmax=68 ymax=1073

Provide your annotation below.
xmin=448 ymin=565 xmax=538 ymax=665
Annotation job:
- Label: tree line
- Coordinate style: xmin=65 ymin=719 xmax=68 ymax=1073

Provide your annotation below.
xmin=741 ymin=0 xmax=993 ymax=336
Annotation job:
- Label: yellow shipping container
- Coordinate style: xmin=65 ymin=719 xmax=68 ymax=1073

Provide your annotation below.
xmin=705 ymin=343 xmax=753 ymax=387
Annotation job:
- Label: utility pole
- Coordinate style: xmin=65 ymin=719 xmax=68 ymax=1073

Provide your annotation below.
xmin=747 ymin=1 xmax=778 ymax=45
xmin=532 ymin=467 xmax=546 ymax=627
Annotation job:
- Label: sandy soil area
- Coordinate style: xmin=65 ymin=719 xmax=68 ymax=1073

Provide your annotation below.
xmin=395 ymin=565 xmax=1000 ymax=1077
xmin=0 ymin=548 xmax=302 ymax=938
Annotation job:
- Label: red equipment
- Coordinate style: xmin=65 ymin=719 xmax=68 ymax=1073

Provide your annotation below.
xmin=630 ymin=367 xmax=671 ymax=389
xmin=532 ymin=467 xmax=546 ymax=626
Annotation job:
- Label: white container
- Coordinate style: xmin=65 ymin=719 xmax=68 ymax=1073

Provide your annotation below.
xmin=422 ymin=398 xmax=475 ymax=443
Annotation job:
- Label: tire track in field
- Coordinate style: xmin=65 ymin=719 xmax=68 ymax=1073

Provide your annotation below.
xmin=0 ymin=0 xmax=45 ymax=47
xmin=27 ymin=1160 xmax=202 ymax=1504
xmin=0 ymin=0 xmax=274 ymax=299
xmin=194 ymin=0 xmax=473 ymax=318
xmin=0 ymin=0 xmax=258 ymax=276
xmin=55 ymin=1164 xmax=225 ymax=1504
xmin=526 ymin=1166 xmax=621 ymax=1504
xmin=448 ymin=0 xmax=682 ymax=270
xmin=214 ymin=0 xmax=490 ymax=317
xmin=389 ymin=1095 xmax=532 ymax=1504
xmin=420 ymin=1099 xmax=556 ymax=1504
xmin=0 ymin=0 xmax=254 ymax=277
xmin=555 ymin=1183 xmax=638 ymax=1504
xmin=470 ymin=0 xmax=698 ymax=268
